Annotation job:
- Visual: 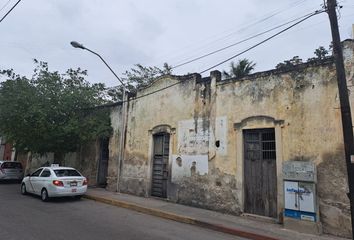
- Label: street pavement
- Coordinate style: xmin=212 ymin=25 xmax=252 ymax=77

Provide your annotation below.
xmin=0 ymin=183 xmax=245 ymax=240
xmin=85 ymin=188 xmax=347 ymax=240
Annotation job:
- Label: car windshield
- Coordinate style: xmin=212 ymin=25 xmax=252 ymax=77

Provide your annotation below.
xmin=54 ymin=169 xmax=81 ymax=177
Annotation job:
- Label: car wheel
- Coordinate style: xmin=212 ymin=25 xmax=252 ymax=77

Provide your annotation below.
xmin=21 ymin=183 xmax=27 ymax=195
xmin=41 ymin=188 xmax=49 ymax=202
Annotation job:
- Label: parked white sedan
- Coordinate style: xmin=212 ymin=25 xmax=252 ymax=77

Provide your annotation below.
xmin=21 ymin=166 xmax=87 ymax=201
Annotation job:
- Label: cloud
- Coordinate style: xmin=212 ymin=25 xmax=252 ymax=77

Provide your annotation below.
xmin=0 ymin=0 xmax=353 ymax=87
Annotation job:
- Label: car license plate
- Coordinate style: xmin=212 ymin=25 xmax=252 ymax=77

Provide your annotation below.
xmin=70 ymin=182 xmax=77 ymax=187
xmin=71 ymin=189 xmax=77 ymax=192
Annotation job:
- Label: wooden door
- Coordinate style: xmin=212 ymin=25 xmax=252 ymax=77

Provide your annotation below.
xmin=244 ymin=128 xmax=277 ymax=218
xmin=97 ymin=138 xmax=109 ymax=187
xmin=151 ymin=133 xmax=170 ymax=198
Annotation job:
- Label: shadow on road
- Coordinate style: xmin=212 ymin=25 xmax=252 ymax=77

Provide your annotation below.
xmin=0 ymin=180 xmax=21 ymax=184
xmin=23 ymin=193 xmax=83 ymax=203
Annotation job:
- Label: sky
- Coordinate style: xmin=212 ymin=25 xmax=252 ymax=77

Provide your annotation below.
xmin=0 ymin=0 xmax=353 ymax=87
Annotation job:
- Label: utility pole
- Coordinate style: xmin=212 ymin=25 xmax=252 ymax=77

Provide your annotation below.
xmin=327 ymin=0 xmax=354 ymax=238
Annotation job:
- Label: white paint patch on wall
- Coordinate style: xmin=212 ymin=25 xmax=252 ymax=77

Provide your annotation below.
xmin=215 ymin=116 xmax=227 ymax=156
xmin=177 ymin=119 xmax=209 ymax=154
xmin=344 ymin=43 xmax=354 ymax=83
xmin=171 ymin=155 xmax=208 ymax=183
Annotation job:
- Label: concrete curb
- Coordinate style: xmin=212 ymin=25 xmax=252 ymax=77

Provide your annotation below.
xmin=84 ymin=194 xmax=279 ymax=240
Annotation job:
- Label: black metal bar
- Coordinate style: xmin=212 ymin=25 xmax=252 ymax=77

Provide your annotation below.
xmin=327 ymin=0 xmax=354 ymax=238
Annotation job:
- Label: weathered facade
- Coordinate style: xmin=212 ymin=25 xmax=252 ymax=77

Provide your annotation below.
xmin=103 ymin=40 xmax=354 ymax=238
xmin=22 ymin=40 xmax=354 ymax=238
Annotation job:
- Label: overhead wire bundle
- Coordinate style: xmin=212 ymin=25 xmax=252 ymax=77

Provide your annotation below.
xmin=126 ymin=7 xmax=326 ymax=102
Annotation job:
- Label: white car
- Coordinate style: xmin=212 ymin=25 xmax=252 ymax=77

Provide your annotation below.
xmin=21 ymin=166 xmax=87 ymax=201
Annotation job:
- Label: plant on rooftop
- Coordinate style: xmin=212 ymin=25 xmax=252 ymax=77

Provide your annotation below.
xmin=222 ymin=59 xmax=256 ymax=79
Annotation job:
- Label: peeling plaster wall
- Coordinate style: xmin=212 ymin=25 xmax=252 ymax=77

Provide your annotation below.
xmin=120 ymin=75 xmax=197 ymax=197
xmin=20 ymin=141 xmax=100 ymax=186
xmin=171 ymin=155 xmax=208 ymax=182
xmin=68 ymin=142 xmax=100 ymax=187
xmin=107 ymin=40 xmax=354 ymax=237
xmin=113 ymin=72 xmax=245 ymax=214
xmin=106 ymin=104 xmax=123 ymax=192
xmin=25 ymin=153 xmax=54 ymax=173
xmin=216 ymin=41 xmax=353 ymax=237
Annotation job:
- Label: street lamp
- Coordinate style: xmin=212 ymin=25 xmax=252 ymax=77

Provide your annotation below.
xmin=70 ymin=41 xmax=126 ymax=87
xmin=70 ymin=41 xmax=127 ymax=193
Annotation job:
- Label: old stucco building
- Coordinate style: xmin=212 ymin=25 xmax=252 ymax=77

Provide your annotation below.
xmin=102 ymin=39 xmax=354 ymax=238
xmin=24 ymin=39 xmax=354 ymax=238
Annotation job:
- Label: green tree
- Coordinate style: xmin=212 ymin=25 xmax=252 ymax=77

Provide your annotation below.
xmin=123 ymin=62 xmax=172 ymax=89
xmin=275 ymin=56 xmax=303 ymax=69
xmin=0 ymin=60 xmax=112 ymax=163
xmin=222 ymin=59 xmax=256 ymax=79
xmin=106 ymin=63 xmax=172 ymax=101
xmin=307 ymin=46 xmax=330 ymax=62
xmin=314 ymin=46 xmax=329 ymax=59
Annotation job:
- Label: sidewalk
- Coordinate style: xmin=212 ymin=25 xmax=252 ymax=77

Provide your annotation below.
xmin=84 ymin=188 xmax=348 ymax=240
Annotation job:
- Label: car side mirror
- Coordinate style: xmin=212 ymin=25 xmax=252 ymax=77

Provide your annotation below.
xmin=26 ymin=173 xmax=30 ymax=177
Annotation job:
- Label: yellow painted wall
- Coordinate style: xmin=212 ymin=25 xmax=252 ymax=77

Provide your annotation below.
xmin=107 ymin=40 xmax=354 ymax=237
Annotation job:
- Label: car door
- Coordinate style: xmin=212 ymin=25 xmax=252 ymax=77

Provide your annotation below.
xmin=28 ymin=168 xmax=43 ymax=194
xmin=38 ymin=169 xmax=51 ymax=193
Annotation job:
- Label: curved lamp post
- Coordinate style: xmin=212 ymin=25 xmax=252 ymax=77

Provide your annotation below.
xmin=70 ymin=41 xmax=127 ymax=193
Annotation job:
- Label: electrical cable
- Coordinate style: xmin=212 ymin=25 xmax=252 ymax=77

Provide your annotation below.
xmin=155 ymin=0 xmax=309 ymax=64
xmin=171 ymin=12 xmax=316 ymax=70
xmin=105 ymin=8 xmax=326 ymax=104
xmin=0 ymin=0 xmax=22 ymax=24
xmin=0 ymin=0 xmax=12 ymax=13
xmin=188 ymin=0 xmax=310 ymax=50
xmin=199 ymin=10 xmax=325 ymax=74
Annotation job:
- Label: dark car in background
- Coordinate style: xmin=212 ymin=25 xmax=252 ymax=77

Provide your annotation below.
xmin=0 ymin=161 xmax=24 ymax=182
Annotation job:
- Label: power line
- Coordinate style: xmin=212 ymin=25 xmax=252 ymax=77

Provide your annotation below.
xmin=128 ymin=80 xmax=184 ymax=102
xmin=154 ymin=0 xmax=310 ymax=64
xmin=123 ymin=10 xmax=325 ymax=103
xmin=172 ymin=12 xmax=316 ymax=70
xmin=110 ymin=8 xmax=325 ymax=104
xmin=199 ymin=9 xmax=325 ymax=74
xmin=0 ymin=0 xmax=12 ymax=13
xmin=189 ymin=0 xmax=309 ymax=51
xmin=0 ymin=0 xmax=22 ymax=24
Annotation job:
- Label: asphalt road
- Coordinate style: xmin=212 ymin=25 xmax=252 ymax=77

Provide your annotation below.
xmin=0 ymin=183 xmax=246 ymax=240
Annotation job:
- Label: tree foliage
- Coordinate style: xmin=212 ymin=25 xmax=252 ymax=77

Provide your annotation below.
xmin=276 ymin=45 xmax=332 ymax=69
xmin=275 ymin=56 xmax=303 ymax=69
xmin=123 ymin=62 xmax=172 ymax=89
xmin=0 ymin=61 xmax=112 ymax=161
xmin=222 ymin=59 xmax=256 ymax=79
xmin=106 ymin=63 xmax=172 ymax=102
xmin=307 ymin=46 xmax=331 ymax=62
